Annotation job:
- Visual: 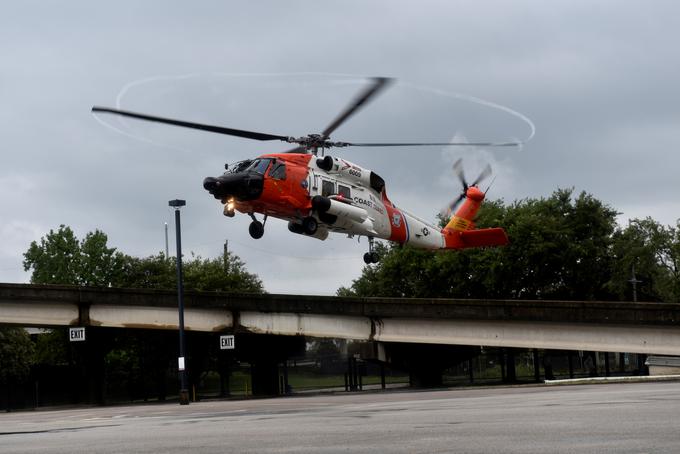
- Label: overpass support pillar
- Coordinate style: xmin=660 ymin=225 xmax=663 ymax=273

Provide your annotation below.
xmin=504 ymin=349 xmax=517 ymax=383
xmin=533 ymin=349 xmax=541 ymax=382
xmin=71 ymin=327 xmax=111 ymax=405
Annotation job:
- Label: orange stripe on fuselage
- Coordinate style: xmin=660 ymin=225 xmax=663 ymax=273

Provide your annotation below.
xmin=385 ymin=204 xmax=407 ymax=243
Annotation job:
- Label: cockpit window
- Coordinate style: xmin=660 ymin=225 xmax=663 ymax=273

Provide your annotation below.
xmin=269 ymin=162 xmax=286 ymax=180
xmin=249 ymin=158 xmax=272 ymax=175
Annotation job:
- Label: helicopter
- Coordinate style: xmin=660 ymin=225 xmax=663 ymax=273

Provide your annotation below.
xmin=92 ymin=77 xmax=515 ymax=264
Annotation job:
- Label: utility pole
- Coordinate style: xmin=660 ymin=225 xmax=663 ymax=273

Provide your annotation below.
xmin=629 ymin=263 xmax=642 ymax=302
xmin=223 ymin=240 xmax=229 ymax=272
xmin=629 ymin=262 xmax=647 ymax=375
xmin=169 ymin=199 xmax=189 ymax=405
xmin=164 ymin=222 xmax=169 ymax=259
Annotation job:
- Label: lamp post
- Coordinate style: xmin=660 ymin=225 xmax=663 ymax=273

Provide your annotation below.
xmin=169 ymin=199 xmax=190 ymax=405
xmin=629 ymin=263 xmax=642 ymax=303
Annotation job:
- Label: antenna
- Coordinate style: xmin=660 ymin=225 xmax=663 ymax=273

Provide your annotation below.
xmin=484 ymin=175 xmax=497 ymax=194
xmin=223 ymin=239 xmax=229 ymax=272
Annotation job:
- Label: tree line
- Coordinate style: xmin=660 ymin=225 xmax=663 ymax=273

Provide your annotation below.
xmin=22 ymin=225 xmax=263 ymax=292
xmin=339 ymin=188 xmax=680 ymax=303
xmin=2 ymin=227 xmax=263 ymax=407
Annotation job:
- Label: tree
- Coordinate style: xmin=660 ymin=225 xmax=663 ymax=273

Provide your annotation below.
xmin=0 ymin=328 xmax=35 ymax=384
xmin=114 ymin=252 xmax=264 ymax=293
xmin=113 ymin=253 xmax=176 ymax=290
xmin=79 ymin=230 xmax=126 ymax=286
xmin=183 ymin=253 xmax=264 ymax=293
xmin=608 ymin=218 xmax=680 ymax=302
xmin=339 ymin=189 xmax=620 ymax=301
xmin=23 ymin=225 xmax=125 ymax=287
xmin=23 ymin=225 xmax=81 ymax=285
xmin=24 ymin=225 xmax=264 ymax=293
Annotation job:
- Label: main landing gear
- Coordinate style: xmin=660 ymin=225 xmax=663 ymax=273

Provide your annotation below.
xmin=363 ymin=237 xmax=380 ymax=264
xmin=302 ymin=216 xmax=318 ymax=235
xmin=287 ymin=216 xmax=320 ymax=237
xmin=248 ymin=214 xmax=267 ymax=239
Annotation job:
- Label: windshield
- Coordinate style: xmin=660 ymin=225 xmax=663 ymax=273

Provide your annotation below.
xmin=248 ymin=158 xmax=272 ymax=175
xmin=225 ymin=159 xmax=253 ymax=174
xmin=269 ymin=162 xmax=286 ymax=180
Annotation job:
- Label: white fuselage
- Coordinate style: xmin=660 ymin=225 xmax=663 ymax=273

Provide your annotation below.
xmin=307 ymin=156 xmax=444 ymax=248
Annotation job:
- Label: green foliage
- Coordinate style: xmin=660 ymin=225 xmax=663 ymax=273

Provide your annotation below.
xmin=114 ymin=254 xmax=176 ymax=290
xmin=0 ymin=328 xmax=35 ymax=383
xmin=183 ymin=253 xmax=264 ymax=293
xmin=340 ymin=189 xmax=623 ymax=300
xmin=115 ymin=253 xmax=264 ymax=293
xmin=23 ymin=225 xmax=264 ymax=293
xmin=608 ymin=218 xmax=680 ymax=302
xmin=23 ymin=225 xmax=125 ymax=286
xmin=308 ymin=339 xmax=342 ymax=359
xmin=23 ymin=225 xmax=81 ymax=285
xmin=79 ymin=230 xmax=127 ymax=286
xmin=33 ymin=329 xmax=69 ymax=366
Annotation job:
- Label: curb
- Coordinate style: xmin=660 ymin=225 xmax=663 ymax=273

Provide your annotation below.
xmin=544 ymin=375 xmax=680 ymax=386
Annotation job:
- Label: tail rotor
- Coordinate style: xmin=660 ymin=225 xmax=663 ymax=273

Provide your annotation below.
xmin=441 ymin=159 xmax=493 ymax=218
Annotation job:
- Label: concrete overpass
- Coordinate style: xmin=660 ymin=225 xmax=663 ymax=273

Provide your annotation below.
xmin=2 ymin=283 xmax=679 ymax=355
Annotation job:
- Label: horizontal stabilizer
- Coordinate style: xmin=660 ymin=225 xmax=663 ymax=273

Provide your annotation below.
xmin=459 ymin=228 xmax=509 ymax=248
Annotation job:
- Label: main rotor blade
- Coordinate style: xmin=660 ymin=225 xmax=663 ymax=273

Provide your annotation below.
xmin=283 ymin=146 xmax=308 ymax=153
xmin=339 ymin=141 xmax=521 ymax=147
xmin=91 ymin=106 xmax=290 ymax=142
xmin=471 ymin=164 xmax=492 ymax=187
xmin=321 ymin=77 xmax=394 ymax=139
xmin=453 ymin=158 xmax=467 ymax=191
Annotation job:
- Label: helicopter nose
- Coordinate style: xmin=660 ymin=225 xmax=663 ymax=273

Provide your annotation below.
xmin=203 ymin=173 xmax=264 ymax=201
xmin=203 ymin=175 xmax=238 ymax=199
xmin=203 ymin=177 xmax=219 ymax=191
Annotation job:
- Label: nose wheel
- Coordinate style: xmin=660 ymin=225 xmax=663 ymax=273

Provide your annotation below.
xmin=248 ymin=214 xmax=267 ymax=239
xmin=363 ymin=237 xmax=380 ymax=264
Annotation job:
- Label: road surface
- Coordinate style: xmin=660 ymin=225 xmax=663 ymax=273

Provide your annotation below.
xmin=2 ymin=382 xmax=679 ymax=453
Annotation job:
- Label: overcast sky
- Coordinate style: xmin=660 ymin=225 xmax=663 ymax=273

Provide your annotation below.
xmin=2 ymin=1 xmax=679 ymax=294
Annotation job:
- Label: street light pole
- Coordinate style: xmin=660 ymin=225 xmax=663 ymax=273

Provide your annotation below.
xmin=629 ymin=263 xmax=642 ymax=303
xmin=169 ymin=199 xmax=190 ymax=405
xmin=164 ymin=222 xmax=169 ymax=259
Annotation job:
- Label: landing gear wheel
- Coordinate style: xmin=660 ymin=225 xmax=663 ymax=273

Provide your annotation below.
xmin=248 ymin=220 xmax=264 ymax=239
xmin=302 ymin=216 xmax=318 ymax=235
xmin=363 ymin=236 xmax=380 ymax=264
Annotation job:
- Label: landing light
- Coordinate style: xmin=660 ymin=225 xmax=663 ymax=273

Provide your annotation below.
xmin=224 ymin=199 xmax=236 ymax=218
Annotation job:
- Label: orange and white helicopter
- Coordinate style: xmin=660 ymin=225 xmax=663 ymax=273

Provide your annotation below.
xmin=93 ymin=78 xmax=514 ymax=264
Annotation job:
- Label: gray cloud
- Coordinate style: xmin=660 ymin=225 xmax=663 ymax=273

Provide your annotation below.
xmin=2 ymin=1 xmax=679 ymax=292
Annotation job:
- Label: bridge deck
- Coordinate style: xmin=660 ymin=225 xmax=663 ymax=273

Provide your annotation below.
xmin=2 ymin=283 xmax=679 ymax=355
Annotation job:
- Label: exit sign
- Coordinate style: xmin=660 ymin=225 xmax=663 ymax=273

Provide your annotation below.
xmin=220 ymin=335 xmax=235 ymax=350
xmin=69 ymin=327 xmax=86 ymax=342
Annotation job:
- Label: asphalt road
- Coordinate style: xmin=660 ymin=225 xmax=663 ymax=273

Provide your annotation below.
xmin=2 ymin=382 xmax=679 ymax=453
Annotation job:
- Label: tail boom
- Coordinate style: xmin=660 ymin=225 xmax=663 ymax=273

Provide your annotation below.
xmin=442 ymin=227 xmax=509 ymax=249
